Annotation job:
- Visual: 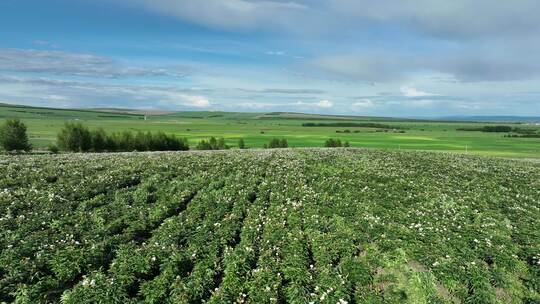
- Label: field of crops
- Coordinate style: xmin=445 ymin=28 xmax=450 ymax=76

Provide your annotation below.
xmin=1 ymin=149 xmax=539 ymax=303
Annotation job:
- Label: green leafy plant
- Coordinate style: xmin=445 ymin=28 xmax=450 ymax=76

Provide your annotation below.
xmin=0 ymin=118 xmax=32 ymax=152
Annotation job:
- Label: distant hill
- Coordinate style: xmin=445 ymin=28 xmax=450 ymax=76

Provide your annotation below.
xmin=1 ymin=102 xmax=539 ymax=123
xmin=90 ymin=108 xmax=175 ymax=116
xmin=438 ymin=115 xmax=540 ymax=123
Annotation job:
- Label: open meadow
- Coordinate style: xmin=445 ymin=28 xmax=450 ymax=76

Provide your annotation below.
xmin=1 ymin=104 xmax=539 ymax=158
xmin=1 ymin=149 xmax=539 ymax=303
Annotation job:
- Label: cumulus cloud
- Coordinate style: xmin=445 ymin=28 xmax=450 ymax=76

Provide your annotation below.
xmin=352 ymin=99 xmax=375 ymax=108
xmin=311 ymin=49 xmax=540 ymax=83
xmin=235 ymin=102 xmax=280 ymax=109
xmin=311 ymin=53 xmax=411 ymax=82
xmin=237 ymin=88 xmax=325 ymax=94
xmin=126 ymin=1 xmax=540 ymax=39
xmin=317 ymin=100 xmax=333 ymax=108
xmin=295 ymin=100 xmax=333 ymax=108
xmin=328 ymin=0 xmax=540 ymax=39
xmin=0 ymin=76 xmax=210 ymax=109
xmin=180 ymin=95 xmax=211 ymax=108
xmin=400 ymin=86 xmax=439 ymax=98
xmin=0 ymin=48 xmax=184 ymax=78
xmin=129 ymin=0 xmax=308 ymax=31
xmin=266 ymin=51 xmax=285 ymax=56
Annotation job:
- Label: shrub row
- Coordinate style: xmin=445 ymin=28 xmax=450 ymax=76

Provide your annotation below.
xmin=457 ymin=125 xmax=513 ymax=132
xmin=57 ymin=122 xmax=189 ymax=152
xmin=303 ymin=122 xmax=402 ymax=129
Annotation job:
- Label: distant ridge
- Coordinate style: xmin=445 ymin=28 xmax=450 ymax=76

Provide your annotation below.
xmin=438 ymin=115 xmax=540 ymax=123
xmin=1 ymin=102 xmax=539 ymax=123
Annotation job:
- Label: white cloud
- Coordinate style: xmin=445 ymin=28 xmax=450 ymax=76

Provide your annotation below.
xmin=352 ymin=99 xmax=375 ymax=108
xmin=0 ymin=76 xmax=211 ymax=109
xmin=236 ymin=102 xmax=278 ymax=109
xmin=407 ymin=99 xmax=436 ymax=107
xmin=45 ymin=95 xmax=68 ymax=101
xmin=317 ymin=100 xmax=333 ymax=108
xmin=128 ymin=1 xmax=540 ymax=39
xmin=400 ymin=86 xmax=439 ymax=98
xmin=295 ymin=100 xmax=333 ymax=108
xmin=131 ymin=0 xmax=307 ymax=31
xmin=330 ymin=0 xmax=540 ymax=39
xmin=266 ymin=51 xmax=285 ymax=56
xmin=0 ymin=48 xmax=183 ymax=78
xmin=181 ymin=95 xmax=211 ymax=108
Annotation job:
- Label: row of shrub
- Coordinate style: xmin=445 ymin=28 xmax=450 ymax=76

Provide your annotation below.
xmin=504 ymin=133 xmax=540 ymax=138
xmin=337 ymin=129 xmax=406 ymax=134
xmin=303 ymin=122 xmax=401 ymax=129
xmin=56 ymin=122 xmax=190 ymax=152
xmin=457 ymin=125 xmax=513 ymax=132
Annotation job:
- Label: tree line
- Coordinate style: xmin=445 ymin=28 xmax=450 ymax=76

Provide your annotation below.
xmin=56 ymin=122 xmax=189 ymax=152
xmin=457 ymin=125 xmax=513 ymax=132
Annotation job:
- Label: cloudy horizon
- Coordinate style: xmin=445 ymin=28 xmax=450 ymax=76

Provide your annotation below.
xmin=1 ymin=0 xmax=539 ymax=117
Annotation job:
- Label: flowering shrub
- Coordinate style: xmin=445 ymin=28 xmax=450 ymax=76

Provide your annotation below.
xmin=0 ymin=149 xmax=538 ymax=303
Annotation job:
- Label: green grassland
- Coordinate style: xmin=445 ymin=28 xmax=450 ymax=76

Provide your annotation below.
xmin=1 ymin=103 xmax=539 ymax=158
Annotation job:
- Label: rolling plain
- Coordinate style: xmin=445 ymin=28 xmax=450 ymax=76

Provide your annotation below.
xmin=1 ymin=103 xmax=539 ymax=158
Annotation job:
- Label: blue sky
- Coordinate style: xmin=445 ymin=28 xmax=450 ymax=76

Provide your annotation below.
xmin=1 ymin=0 xmax=539 ymax=116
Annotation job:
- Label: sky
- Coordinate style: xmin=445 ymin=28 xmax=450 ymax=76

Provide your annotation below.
xmin=1 ymin=0 xmax=539 ymax=117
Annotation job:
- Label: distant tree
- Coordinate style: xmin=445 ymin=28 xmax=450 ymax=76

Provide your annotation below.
xmin=0 ymin=118 xmax=32 ymax=152
xmin=209 ymin=137 xmax=218 ymax=149
xmin=91 ymin=128 xmax=108 ymax=152
xmin=266 ymin=138 xmax=288 ymax=149
xmin=57 ymin=122 xmax=91 ymax=152
xmin=196 ymin=139 xmax=212 ymax=150
xmin=267 ymin=138 xmax=280 ymax=148
xmin=238 ymin=138 xmax=245 ymax=149
xmin=344 ymin=141 xmax=350 ymax=147
xmin=217 ymin=137 xmax=229 ymax=150
xmin=196 ymin=137 xmax=228 ymax=150
xmin=116 ymin=131 xmax=134 ymax=151
xmin=324 ymin=138 xmax=342 ymax=148
xmin=48 ymin=144 xmax=59 ymax=154
xmin=104 ymin=133 xmax=117 ymax=151
xmin=152 ymin=132 xmax=168 ymax=151
xmin=133 ymin=131 xmax=149 ymax=151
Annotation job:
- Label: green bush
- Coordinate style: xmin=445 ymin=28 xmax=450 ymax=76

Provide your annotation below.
xmin=196 ymin=137 xmax=229 ymax=150
xmin=48 ymin=144 xmax=59 ymax=154
xmin=264 ymin=138 xmax=288 ymax=149
xmin=57 ymin=122 xmax=92 ymax=152
xmin=0 ymin=118 xmax=32 ymax=152
xmin=324 ymin=138 xmax=342 ymax=147
xmin=91 ymin=128 xmax=108 ymax=152
xmin=238 ymin=138 xmax=246 ymax=149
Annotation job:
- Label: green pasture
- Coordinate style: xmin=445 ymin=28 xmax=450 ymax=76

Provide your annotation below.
xmin=1 ymin=103 xmax=539 ymax=158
